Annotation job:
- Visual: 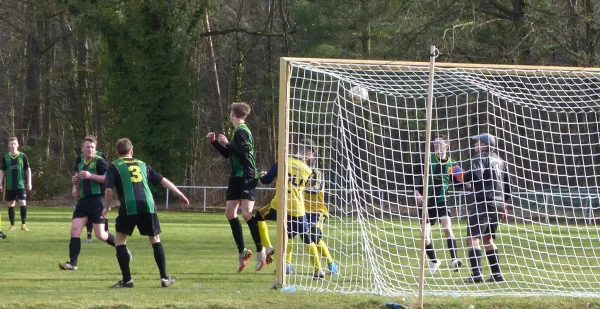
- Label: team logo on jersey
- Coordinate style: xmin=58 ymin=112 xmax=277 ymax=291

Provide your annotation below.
xmin=17 ymin=158 xmax=23 ymax=164
xmin=90 ymin=162 xmax=95 ymax=169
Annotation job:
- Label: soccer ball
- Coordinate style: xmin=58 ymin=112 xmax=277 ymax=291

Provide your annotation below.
xmin=345 ymin=85 xmax=369 ymax=104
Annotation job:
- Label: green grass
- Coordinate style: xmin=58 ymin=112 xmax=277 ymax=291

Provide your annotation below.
xmin=0 ymin=207 xmax=598 ymax=309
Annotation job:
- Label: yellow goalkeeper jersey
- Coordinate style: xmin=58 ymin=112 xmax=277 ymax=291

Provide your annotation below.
xmin=304 ymin=168 xmax=329 ymax=217
xmin=268 ymin=156 xmax=312 ymax=217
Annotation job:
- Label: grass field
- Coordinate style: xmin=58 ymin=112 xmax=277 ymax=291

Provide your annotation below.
xmin=0 ymin=206 xmax=599 ymax=309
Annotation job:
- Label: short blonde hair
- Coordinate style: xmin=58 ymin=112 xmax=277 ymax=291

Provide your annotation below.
xmin=8 ymin=137 xmax=18 ymax=143
xmin=231 ymin=102 xmax=251 ymax=119
xmin=115 ymin=138 xmax=133 ymax=155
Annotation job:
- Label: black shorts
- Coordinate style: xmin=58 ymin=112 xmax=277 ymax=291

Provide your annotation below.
xmin=115 ymin=212 xmax=161 ymax=236
xmin=73 ymin=195 xmax=106 ymax=224
xmin=226 ymin=177 xmax=257 ymax=201
xmin=306 ymin=213 xmax=326 ymax=243
xmin=467 ymin=201 xmax=501 ymax=239
xmin=255 ymin=206 xmax=310 ymax=244
xmin=5 ymin=189 xmax=26 ymax=201
xmin=418 ymin=201 xmax=450 ymax=225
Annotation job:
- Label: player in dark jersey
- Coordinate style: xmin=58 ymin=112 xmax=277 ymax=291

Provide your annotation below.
xmin=74 ymin=150 xmax=109 ymax=243
xmin=463 ymin=134 xmax=511 ymax=283
xmin=58 ymin=136 xmax=118 ymax=271
xmin=415 ymin=134 xmax=469 ymax=274
xmin=0 ymin=137 xmax=32 ymax=231
xmin=207 ymin=102 xmax=265 ymax=273
xmin=105 ymin=138 xmax=189 ymax=288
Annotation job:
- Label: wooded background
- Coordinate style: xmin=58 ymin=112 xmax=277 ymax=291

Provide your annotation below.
xmin=0 ymin=0 xmax=598 ymax=201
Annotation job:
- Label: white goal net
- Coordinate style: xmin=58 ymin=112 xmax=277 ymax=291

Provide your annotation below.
xmin=279 ymin=58 xmax=600 ymax=297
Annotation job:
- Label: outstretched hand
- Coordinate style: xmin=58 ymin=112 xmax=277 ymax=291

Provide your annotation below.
xmin=218 ymin=134 xmax=229 ymax=147
xmin=178 ymin=194 xmax=190 ymax=207
xmin=207 ymin=132 xmax=216 ymax=143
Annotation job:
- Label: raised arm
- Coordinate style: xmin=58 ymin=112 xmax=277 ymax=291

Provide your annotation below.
xmin=208 ymin=132 xmax=230 ymax=158
xmin=161 ymin=178 xmax=189 ymax=206
xmin=227 ymin=129 xmax=251 ymax=160
xmin=211 ymin=141 xmax=230 ymax=158
xmin=259 ymin=162 xmax=278 ymax=184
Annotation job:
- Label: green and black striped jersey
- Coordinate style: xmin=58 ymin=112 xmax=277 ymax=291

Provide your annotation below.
xmin=210 ymin=123 xmax=258 ymax=178
xmin=1 ymin=152 xmax=30 ymax=190
xmin=76 ymin=155 xmax=108 ymax=198
xmin=416 ymin=154 xmax=465 ymax=205
xmin=106 ymin=157 xmax=164 ymax=216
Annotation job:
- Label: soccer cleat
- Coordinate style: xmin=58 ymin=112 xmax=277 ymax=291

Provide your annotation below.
xmin=428 ymin=261 xmax=441 ymax=275
xmin=84 ymin=237 xmax=92 ymax=243
xmin=327 ymin=262 xmax=339 ymax=275
xmin=256 ymin=247 xmax=267 ymax=271
xmin=451 ymin=259 xmax=463 ymax=272
xmin=464 ymin=275 xmax=484 ymax=283
xmin=58 ymin=262 xmax=78 ymax=271
xmin=285 ymin=263 xmax=292 ymax=275
xmin=265 ymin=246 xmax=275 ymax=265
xmin=21 ymin=224 xmax=29 ymax=231
xmin=0 ymin=231 xmax=6 ymax=239
xmin=487 ymin=274 xmax=505 ymax=283
xmin=237 ymin=248 xmax=253 ymax=273
xmin=8 ymin=225 xmax=15 ymax=231
xmin=161 ymin=275 xmax=176 ymax=287
xmin=111 ymin=279 xmax=134 ymax=288
xmin=313 ymin=269 xmax=325 ymax=280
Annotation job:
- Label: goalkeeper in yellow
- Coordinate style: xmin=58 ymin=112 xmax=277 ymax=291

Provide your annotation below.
xmin=255 ymin=139 xmax=326 ymax=279
xmin=304 ymin=158 xmax=339 ymax=274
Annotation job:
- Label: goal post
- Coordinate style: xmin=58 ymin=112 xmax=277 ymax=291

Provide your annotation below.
xmin=276 ymin=54 xmax=600 ymax=298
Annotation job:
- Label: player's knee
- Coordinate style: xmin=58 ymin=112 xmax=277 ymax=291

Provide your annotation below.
xmin=241 ymin=212 xmax=253 ymax=221
xmin=442 ymin=227 xmax=454 ymax=238
xmin=94 ymin=230 xmax=106 ymax=240
xmin=466 ymin=237 xmax=477 ymax=248
xmin=149 ymin=235 xmax=161 ymax=244
xmin=70 ymin=225 xmax=83 ymax=237
xmin=224 ymin=211 xmax=236 ymax=220
xmin=310 ymin=227 xmax=322 ymax=244
xmin=300 ymin=233 xmax=312 ymax=245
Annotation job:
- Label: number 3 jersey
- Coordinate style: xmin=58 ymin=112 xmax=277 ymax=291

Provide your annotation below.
xmin=106 ymin=156 xmax=164 ymax=215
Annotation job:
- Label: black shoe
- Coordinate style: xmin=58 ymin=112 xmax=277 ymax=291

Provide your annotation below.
xmin=312 ymin=269 xmax=325 ymax=280
xmin=464 ymin=275 xmax=484 ymax=283
xmin=487 ymin=274 xmax=504 ymax=282
xmin=0 ymin=231 xmax=6 ymax=239
xmin=111 ymin=279 xmax=134 ymax=288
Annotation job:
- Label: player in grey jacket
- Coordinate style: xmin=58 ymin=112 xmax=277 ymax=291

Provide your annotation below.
xmin=462 ymin=133 xmax=511 ymax=283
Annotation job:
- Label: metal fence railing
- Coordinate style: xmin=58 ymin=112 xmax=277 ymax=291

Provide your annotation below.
xmin=166 ymin=186 xmax=599 ymax=224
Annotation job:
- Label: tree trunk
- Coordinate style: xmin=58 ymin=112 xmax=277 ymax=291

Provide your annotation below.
xmin=584 ymin=0 xmax=597 ymax=65
xmin=75 ymin=33 xmax=90 ymax=134
xmin=360 ymin=0 xmax=371 ymax=57
xmin=203 ymin=10 xmax=224 ymax=132
xmin=24 ymin=29 xmax=43 ymax=144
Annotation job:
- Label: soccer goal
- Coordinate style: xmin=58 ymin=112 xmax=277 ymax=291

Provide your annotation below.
xmin=274 ymin=50 xmax=600 ymax=298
